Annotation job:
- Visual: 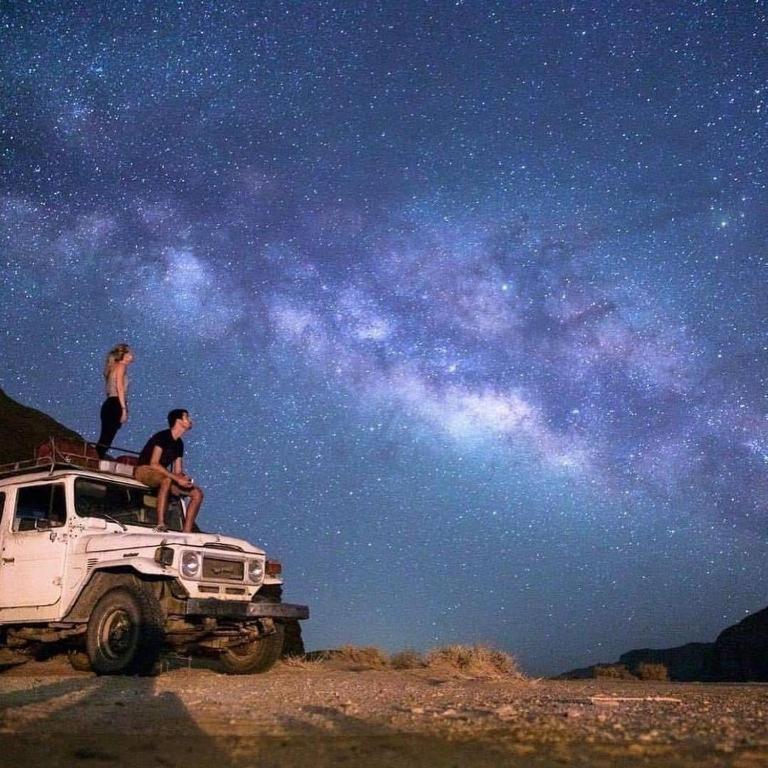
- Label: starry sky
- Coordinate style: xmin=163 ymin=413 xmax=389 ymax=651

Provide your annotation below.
xmin=1 ymin=1 xmax=766 ymax=675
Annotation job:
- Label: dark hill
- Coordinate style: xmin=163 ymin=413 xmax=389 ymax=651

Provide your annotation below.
xmin=0 ymin=388 xmax=83 ymax=464
xmin=560 ymin=606 xmax=768 ymax=682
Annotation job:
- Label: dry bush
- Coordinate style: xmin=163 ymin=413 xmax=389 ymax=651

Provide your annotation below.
xmin=593 ymin=664 xmax=636 ymax=680
xmin=279 ymin=655 xmax=327 ymax=671
xmin=636 ymin=662 xmax=669 ymax=681
xmin=333 ymin=645 xmax=389 ymax=668
xmin=424 ymin=644 xmax=524 ymax=679
xmin=390 ymin=649 xmax=426 ymax=670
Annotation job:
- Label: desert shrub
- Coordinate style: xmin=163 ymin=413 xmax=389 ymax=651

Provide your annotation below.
xmin=424 ymin=644 xmax=523 ymax=679
xmin=333 ymin=645 xmax=389 ymax=668
xmin=593 ymin=664 xmax=636 ymax=680
xmin=390 ymin=649 xmax=426 ymax=669
xmin=635 ymin=662 xmax=669 ymax=681
xmin=279 ymin=655 xmax=326 ymax=670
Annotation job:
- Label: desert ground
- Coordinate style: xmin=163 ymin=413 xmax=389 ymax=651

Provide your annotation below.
xmin=1 ymin=656 xmax=767 ymax=768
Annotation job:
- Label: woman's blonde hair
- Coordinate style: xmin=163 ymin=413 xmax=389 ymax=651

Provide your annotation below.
xmin=104 ymin=343 xmax=131 ymax=380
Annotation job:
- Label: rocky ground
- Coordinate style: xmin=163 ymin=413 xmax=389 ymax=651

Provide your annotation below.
xmin=1 ymin=657 xmax=767 ymax=768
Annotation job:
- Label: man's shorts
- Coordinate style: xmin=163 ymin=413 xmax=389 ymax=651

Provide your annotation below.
xmin=135 ymin=465 xmax=195 ymax=496
xmin=134 ymin=465 xmax=168 ymax=488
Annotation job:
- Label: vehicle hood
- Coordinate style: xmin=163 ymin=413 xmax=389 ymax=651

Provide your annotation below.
xmin=78 ymin=530 xmax=265 ymax=556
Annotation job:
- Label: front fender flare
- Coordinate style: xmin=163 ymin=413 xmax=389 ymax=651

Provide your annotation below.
xmin=62 ymin=567 xmax=174 ymax=623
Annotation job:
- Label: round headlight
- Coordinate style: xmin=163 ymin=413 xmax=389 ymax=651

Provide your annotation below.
xmin=247 ymin=559 xmax=264 ymax=583
xmin=181 ymin=551 xmax=201 ymax=578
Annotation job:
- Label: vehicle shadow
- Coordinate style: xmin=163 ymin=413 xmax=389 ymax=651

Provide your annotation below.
xmin=0 ymin=674 xmax=236 ymax=768
xmin=0 ymin=672 xmax=524 ymax=768
xmin=265 ymin=707 xmax=517 ymax=768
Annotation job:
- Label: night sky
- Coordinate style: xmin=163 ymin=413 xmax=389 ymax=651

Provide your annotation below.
xmin=1 ymin=1 xmax=766 ymax=675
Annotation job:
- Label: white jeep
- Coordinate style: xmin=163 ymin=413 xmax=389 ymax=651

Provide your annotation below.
xmin=0 ymin=440 xmax=308 ymax=675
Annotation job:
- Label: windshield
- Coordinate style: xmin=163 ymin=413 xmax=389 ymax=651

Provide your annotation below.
xmin=74 ymin=478 xmax=184 ymax=531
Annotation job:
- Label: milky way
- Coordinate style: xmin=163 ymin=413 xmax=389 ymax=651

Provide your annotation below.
xmin=1 ymin=2 xmax=766 ymax=674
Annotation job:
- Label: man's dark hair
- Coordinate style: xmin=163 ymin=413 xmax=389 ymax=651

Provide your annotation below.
xmin=168 ymin=408 xmax=188 ymax=428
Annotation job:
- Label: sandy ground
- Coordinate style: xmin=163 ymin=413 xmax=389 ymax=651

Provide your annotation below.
xmin=1 ymin=657 xmax=767 ymax=768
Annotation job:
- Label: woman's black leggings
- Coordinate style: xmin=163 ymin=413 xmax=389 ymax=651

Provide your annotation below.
xmin=97 ymin=396 xmax=123 ymax=458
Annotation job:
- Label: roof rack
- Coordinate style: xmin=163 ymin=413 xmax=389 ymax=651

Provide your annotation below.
xmin=0 ymin=437 xmax=139 ymax=481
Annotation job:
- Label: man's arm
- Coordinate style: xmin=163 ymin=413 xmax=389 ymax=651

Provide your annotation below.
xmin=173 ymin=456 xmax=193 ymax=487
xmin=148 ymin=445 xmax=191 ymax=487
xmin=149 ymin=445 xmax=176 ymax=480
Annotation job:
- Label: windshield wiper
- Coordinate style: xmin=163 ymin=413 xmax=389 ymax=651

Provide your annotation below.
xmin=102 ymin=513 xmax=127 ymax=531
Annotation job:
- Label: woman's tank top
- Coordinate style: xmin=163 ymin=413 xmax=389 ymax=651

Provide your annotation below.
xmin=105 ymin=365 xmax=129 ymax=398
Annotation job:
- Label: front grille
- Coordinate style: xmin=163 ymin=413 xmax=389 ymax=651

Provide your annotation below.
xmin=202 ymin=556 xmax=244 ymax=582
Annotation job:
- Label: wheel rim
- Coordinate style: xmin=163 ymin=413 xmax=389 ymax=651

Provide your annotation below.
xmin=99 ymin=608 xmax=137 ymax=660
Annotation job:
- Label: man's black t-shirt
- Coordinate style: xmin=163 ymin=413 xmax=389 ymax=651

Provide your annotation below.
xmin=137 ymin=429 xmax=184 ymax=469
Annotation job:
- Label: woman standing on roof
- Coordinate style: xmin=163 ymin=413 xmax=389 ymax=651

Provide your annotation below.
xmin=95 ymin=343 xmax=134 ymax=459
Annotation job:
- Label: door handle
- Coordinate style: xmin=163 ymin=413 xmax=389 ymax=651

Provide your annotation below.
xmin=1 ymin=558 xmax=14 ymax=564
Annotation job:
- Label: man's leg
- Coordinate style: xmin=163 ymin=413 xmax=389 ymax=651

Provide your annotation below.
xmin=183 ymin=486 xmax=204 ymax=532
xmin=155 ymin=477 xmax=173 ymax=529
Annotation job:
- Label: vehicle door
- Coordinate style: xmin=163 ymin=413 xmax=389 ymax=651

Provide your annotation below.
xmin=0 ymin=482 xmax=68 ymax=608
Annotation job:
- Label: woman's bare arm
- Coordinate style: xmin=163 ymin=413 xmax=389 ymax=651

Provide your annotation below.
xmin=115 ymin=363 xmax=128 ymax=423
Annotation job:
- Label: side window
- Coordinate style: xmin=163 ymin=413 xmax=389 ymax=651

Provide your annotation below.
xmin=0 ymin=492 xmax=6 ymax=525
xmin=14 ymin=484 xmax=67 ymax=532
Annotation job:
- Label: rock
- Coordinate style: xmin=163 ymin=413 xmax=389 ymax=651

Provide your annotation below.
xmin=714 ymin=606 xmax=768 ymax=682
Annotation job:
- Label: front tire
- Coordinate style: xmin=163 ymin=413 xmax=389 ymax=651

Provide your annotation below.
xmin=86 ymin=586 xmax=164 ymax=675
xmin=282 ymin=619 xmax=305 ymax=657
xmin=220 ymin=623 xmax=284 ymax=674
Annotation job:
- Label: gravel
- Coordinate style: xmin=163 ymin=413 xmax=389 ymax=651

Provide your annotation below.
xmin=1 ymin=658 xmax=767 ymax=767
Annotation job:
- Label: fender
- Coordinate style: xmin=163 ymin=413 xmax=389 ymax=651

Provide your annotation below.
xmin=61 ymin=553 xmax=175 ymax=618
xmin=62 ymin=568 xmax=174 ymax=623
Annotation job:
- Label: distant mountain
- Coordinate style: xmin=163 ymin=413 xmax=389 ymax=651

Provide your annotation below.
xmin=0 ymin=388 xmax=83 ymax=464
xmin=560 ymin=606 xmax=768 ymax=682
